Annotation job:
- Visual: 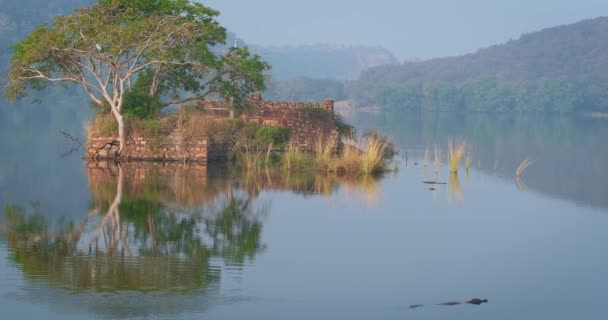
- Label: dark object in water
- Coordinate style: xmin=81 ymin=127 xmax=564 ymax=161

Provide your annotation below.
xmin=466 ymin=298 xmax=488 ymax=305
xmin=409 ymin=304 xmax=424 ymax=309
xmin=428 ymin=187 xmax=437 ymax=191
xmin=422 ymin=181 xmax=447 ymax=185
xmin=436 ymin=301 xmax=461 ymax=306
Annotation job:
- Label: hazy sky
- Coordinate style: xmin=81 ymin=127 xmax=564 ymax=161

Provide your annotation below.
xmin=201 ymin=0 xmax=608 ymax=60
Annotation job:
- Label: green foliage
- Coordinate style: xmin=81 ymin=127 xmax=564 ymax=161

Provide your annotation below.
xmin=366 ymin=78 xmax=594 ymax=113
xmin=336 ymin=115 xmax=355 ymax=138
xmin=282 ymin=148 xmax=316 ymax=171
xmin=352 ymin=17 xmax=608 ymax=113
xmin=123 ymin=91 xmax=162 ymax=120
xmin=302 ymin=107 xmax=333 ymax=120
xmin=6 ymin=0 xmax=270 ymax=120
xmin=255 ymin=126 xmax=291 ymax=146
xmin=218 ymin=47 xmax=271 ymax=114
xmin=4 ymin=205 xmax=45 ymax=234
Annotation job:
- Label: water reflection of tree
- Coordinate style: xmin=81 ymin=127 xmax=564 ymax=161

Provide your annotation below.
xmin=5 ymin=165 xmax=268 ymax=293
xmin=6 ymin=162 xmax=384 ymax=295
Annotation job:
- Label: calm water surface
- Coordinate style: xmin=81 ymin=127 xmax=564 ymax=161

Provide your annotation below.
xmin=0 ymin=110 xmax=607 ymax=319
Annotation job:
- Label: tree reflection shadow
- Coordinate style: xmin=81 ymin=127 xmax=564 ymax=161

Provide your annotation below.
xmin=4 ymin=161 xmax=385 ymax=295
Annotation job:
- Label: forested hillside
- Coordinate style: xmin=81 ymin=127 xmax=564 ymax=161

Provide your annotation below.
xmin=350 ymin=17 xmax=608 ymax=113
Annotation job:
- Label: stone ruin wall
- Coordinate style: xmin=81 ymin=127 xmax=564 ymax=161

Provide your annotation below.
xmin=86 ymin=161 xmax=346 ymax=205
xmin=86 ymin=136 xmax=209 ymax=162
xmin=199 ymin=94 xmax=341 ymax=153
xmin=86 ymin=161 xmax=214 ymax=208
xmin=86 ymin=94 xmax=342 ymax=162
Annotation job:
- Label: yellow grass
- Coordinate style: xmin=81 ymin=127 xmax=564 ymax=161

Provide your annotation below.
xmin=359 ymin=134 xmax=388 ymax=174
xmin=448 ymin=141 xmax=466 ymax=174
xmin=423 ymin=148 xmax=430 ymax=167
xmin=85 ymin=113 xmax=117 ymax=140
xmin=465 ymin=148 xmax=473 ymax=172
xmin=333 ymin=134 xmax=389 ymax=175
xmin=283 ymin=146 xmax=315 ymax=171
xmin=314 ymin=136 xmax=334 ymax=166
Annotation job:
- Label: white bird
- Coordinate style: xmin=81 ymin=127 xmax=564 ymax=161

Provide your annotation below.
xmin=95 ymin=43 xmax=102 ymax=52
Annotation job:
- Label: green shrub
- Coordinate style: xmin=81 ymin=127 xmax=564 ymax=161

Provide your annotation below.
xmin=123 ymin=89 xmax=162 ymax=119
xmin=255 ymin=126 xmax=291 ymax=146
xmin=302 ymin=107 xmax=332 ymax=120
xmin=336 ymin=115 xmax=355 ymax=138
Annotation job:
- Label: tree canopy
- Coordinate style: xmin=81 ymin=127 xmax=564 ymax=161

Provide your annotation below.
xmin=7 ymin=0 xmax=270 ymax=152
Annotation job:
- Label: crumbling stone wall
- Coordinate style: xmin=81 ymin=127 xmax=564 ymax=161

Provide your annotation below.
xmin=85 ymin=94 xmax=342 ymax=162
xmin=86 ymin=135 xmax=210 ymax=162
xmin=86 ymin=161 xmax=218 ymax=208
xmin=199 ymin=94 xmax=341 ymax=152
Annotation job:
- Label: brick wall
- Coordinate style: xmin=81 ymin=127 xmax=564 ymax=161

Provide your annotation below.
xmin=86 ymin=161 xmax=218 ymax=208
xmin=197 ymin=94 xmax=341 ymax=152
xmin=85 ymin=94 xmax=342 ymax=162
xmin=86 ymin=135 xmax=210 ymax=162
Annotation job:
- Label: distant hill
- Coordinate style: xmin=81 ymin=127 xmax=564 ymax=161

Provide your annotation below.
xmin=350 ymin=17 xmax=608 ymax=113
xmin=251 ymin=44 xmax=397 ymax=80
xmin=0 ymin=0 xmax=95 ymax=76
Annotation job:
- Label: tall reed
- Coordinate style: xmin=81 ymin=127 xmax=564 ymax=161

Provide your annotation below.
xmin=359 ymin=134 xmax=388 ymax=174
xmin=465 ymin=148 xmax=473 ymax=172
xmin=423 ymin=148 xmax=430 ymax=167
xmin=236 ymin=140 xmax=264 ymax=170
xmin=434 ymin=145 xmax=442 ymax=174
xmin=314 ymin=136 xmax=333 ymax=166
xmin=516 ymin=158 xmax=535 ymax=178
xmin=448 ymin=141 xmax=466 ymax=174
xmin=283 ymin=146 xmax=314 ymax=171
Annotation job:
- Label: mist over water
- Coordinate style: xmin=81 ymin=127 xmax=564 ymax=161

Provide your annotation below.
xmin=2 ymin=1 xmax=608 ymax=318
xmin=1 ymin=99 xmax=608 ymax=319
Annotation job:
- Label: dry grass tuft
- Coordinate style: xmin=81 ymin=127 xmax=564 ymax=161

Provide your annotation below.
xmin=434 ymin=145 xmax=442 ymax=174
xmin=174 ymin=107 xmax=237 ymax=143
xmin=465 ymin=148 xmax=473 ymax=172
xmin=85 ymin=113 xmax=117 ymax=140
xmin=359 ymin=133 xmax=389 ymax=174
xmin=314 ymin=135 xmax=334 ymax=166
xmin=448 ymin=140 xmax=466 ymax=174
xmin=283 ymin=146 xmax=315 ymax=171
xmin=424 ymin=148 xmax=430 ymax=167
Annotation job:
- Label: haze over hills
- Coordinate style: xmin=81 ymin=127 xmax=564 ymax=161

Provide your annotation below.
xmin=349 ymin=17 xmax=608 ymax=113
xmin=250 ymin=44 xmax=397 ymax=80
xmin=1 ymin=0 xmax=396 ymax=98
xmin=2 ymin=1 xmax=608 ymax=112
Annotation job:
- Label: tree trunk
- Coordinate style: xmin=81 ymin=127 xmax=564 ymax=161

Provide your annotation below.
xmin=116 ymin=113 xmax=126 ymax=156
xmin=109 ymin=104 xmax=126 ymax=156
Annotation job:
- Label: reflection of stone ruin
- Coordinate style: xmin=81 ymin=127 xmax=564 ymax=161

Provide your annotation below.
xmin=86 ymin=161 xmax=378 ymax=202
xmin=86 ymin=93 xmax=342 ymax=162
xmin=5 ymin=163 xmax=267 ymax=293
xmin=5 ymin=162 xmax=383 ymax=293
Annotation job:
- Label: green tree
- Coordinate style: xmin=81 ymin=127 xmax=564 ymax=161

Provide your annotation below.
xmin=7 ymin=0 xmax=269 ymax=153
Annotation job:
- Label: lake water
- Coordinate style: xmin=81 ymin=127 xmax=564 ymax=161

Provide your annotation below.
xmin=1 ymin=108 xmax=607 ymax=319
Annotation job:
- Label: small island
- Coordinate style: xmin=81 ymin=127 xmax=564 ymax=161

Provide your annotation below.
xmin=85 ymin=93 xmax=342 ymax=162
xmin=6 ymin=0 xmax=394 ymax=175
